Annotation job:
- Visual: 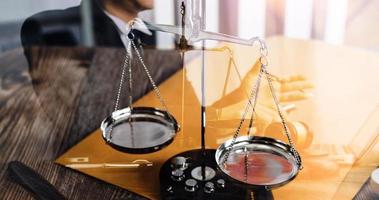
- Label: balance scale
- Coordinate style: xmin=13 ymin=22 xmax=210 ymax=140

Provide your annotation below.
xmin=100 ymin=1 xmax=302 ymax=199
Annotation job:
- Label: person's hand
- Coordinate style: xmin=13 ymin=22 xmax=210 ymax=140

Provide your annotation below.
xmin=209 ymin=60 xmax=314 ymax=132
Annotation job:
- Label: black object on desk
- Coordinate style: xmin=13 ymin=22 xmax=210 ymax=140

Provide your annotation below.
xmin=160 ymin=149 xmax=274 ymax=200
xmin=353 ymin=168 xmax=379 ymax=200
xmin=7 ymin=161 xmax=66 ymax=200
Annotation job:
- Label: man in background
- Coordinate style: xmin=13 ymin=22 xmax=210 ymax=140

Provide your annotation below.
xmin=21 ymin=0 xmax=157 ymax=49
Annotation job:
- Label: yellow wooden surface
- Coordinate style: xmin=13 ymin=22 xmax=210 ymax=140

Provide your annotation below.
xmin=56 ymin=37 xmax=379 ymax=200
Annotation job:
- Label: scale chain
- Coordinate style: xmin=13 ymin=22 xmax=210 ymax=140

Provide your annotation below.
xmin=221 ymin=40 xmax=267 ymax=165
xmin=246 ymin=67 xmax=262 ymax=137
xmin=127 ymin=41 xmax=133 ymax=111
xmin=130 ymin=39 xmax=175 ymax=123
xmin=221 ymin=39 xmax=302 ymax=169
xmin=221 ymin=64 xmax=264 ymax=165
xmin=114 ymin=45 xmax=130 ymax=112
xmin=262 ymin=66 xmax=303 ymax=168
xmin=108 ymin=41 xmax=132 ymax=141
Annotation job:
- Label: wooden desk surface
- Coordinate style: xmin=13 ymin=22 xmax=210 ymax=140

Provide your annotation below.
xmin=0 ymin=46 xmax=176 ymax=200
xmin=2 ymin=37 xmax=379 ymax=199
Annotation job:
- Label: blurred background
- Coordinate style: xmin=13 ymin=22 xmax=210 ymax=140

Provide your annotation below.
xmin=1 ymin=0 xmax=379 ymax=52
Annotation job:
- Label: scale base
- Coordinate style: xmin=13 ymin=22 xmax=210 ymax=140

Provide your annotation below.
xmin=159 ymin=149 xmax=273 ymax=200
